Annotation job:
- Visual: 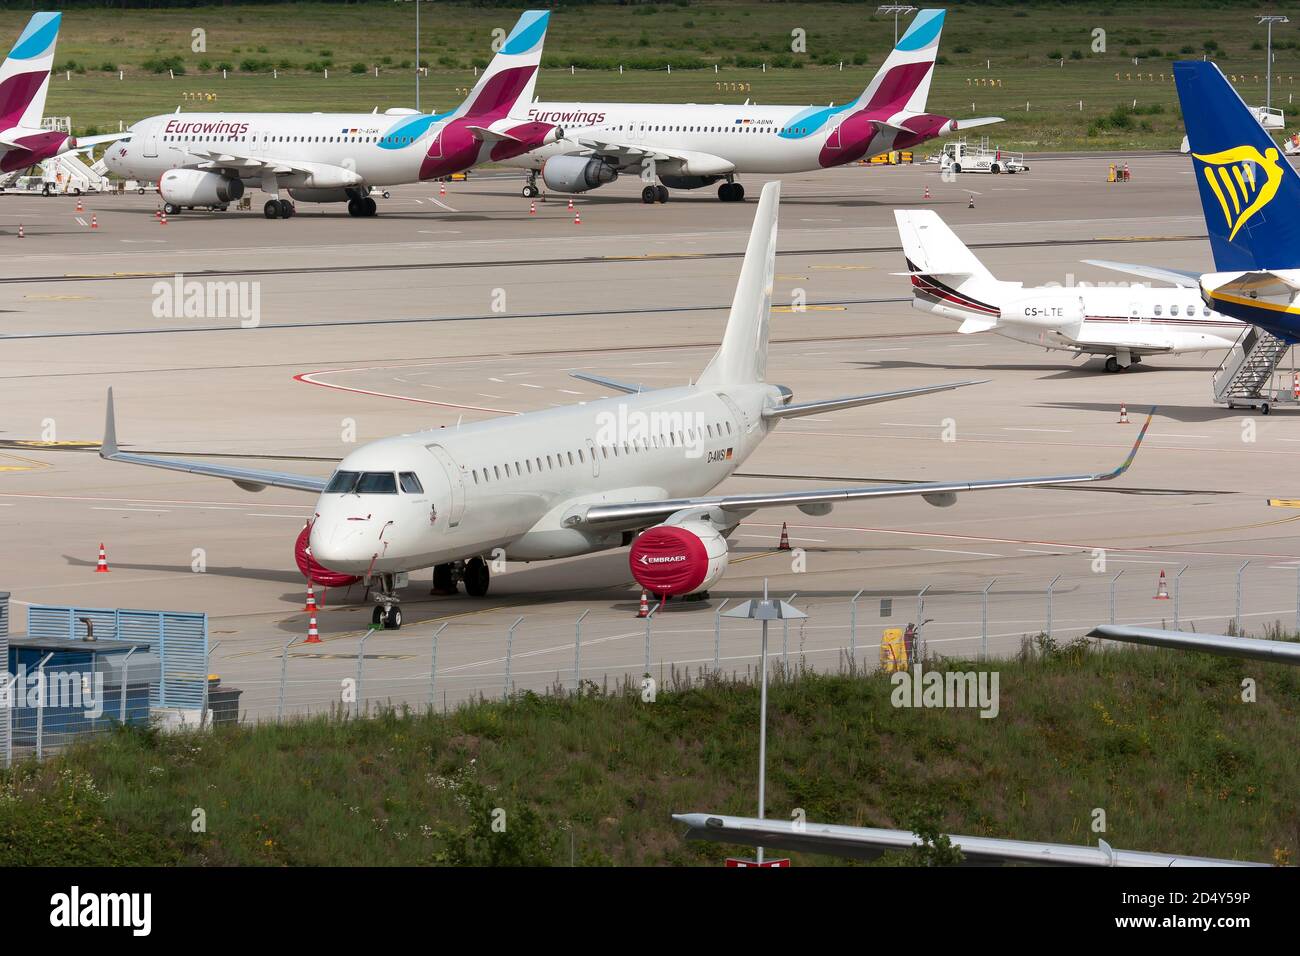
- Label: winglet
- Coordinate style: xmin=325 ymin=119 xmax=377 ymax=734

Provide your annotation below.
xmin=101 ymin=387 xmax=118 ymax=458
xmin=1106 ymin=407 xmax=1156 ymax=479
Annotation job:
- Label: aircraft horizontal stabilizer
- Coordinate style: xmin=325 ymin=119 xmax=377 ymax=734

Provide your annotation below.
xmin=466 ymin=125 xmax=519 ymax=144
xmin=99 ymin=388 xmax=327 ymax=494
xmin=957 ymin=317 xmax=997 ymax=334
xmin=1082 ymin=259 xmax=1201 ymax=288
xmin=761 ymin=380 xmax=984 ymax=420
xmin=953 ymin=117 xmax=1004 ymax=131
xmin=568 ymin=371 xmax=643 ymax=394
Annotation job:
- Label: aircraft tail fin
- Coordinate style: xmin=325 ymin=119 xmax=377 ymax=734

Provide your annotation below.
xmin=894 ymin=209 xmax=1003 ymax=325
xmin=857 ymin=8 xmax=945 ymax=115
xmin=452 ymin=10 xmax=549 ymax=121
xmin=698 ymin=181 xmax=780 ymax=386
xmin=1174 ymin=60 xmax=1300 ymax=271
xmin=0 ymin=12 xmax=60 ymax=131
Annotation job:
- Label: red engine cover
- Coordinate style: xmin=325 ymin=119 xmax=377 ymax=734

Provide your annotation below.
xmin=630 ymin=525 xmax=709 ymax=596
xmin=294 ymin=524 xmax=361 ymax=588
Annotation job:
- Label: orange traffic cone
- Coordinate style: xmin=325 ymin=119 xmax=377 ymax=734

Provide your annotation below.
xmin=1117 ymin=403 xmax=1129 ymax=424
xmin=155 ymin=208 xmax=161 ymax=219
xmin=159 ymin=210 xmax=167 ymax=226
xmin=778 ymin=522 xmax=791 ymax=551
xmin=16 ymin=224 xmax=23 ymax=239
xmin=75 ymin=197 xmax=83 ymax=213
xmin=90 ymin=214 xmax=98 ymax=230
xmin=95 ymin=543 xmax=110 ymax=573
xmin=967 ymin=194 xmax=975 ymax=209
xmin=567 ymin=197 xmax=574 ymax=211
xmin=923 ymin=184 xmax=931 ymax=200
xmin=304 ymin=582 xmax=318 ymax=613
xmin=529 ymin=200 xmax=536 ymax=216
xmin=439 ymin=180 xmax=446 ymax=197
xmin=636 ymin=590 xmax=650 ymax=618
xmin=573 ymin=208 xmax=582 ymax=225
xmin=1154 ymin=569 xmax=1170 ymax=600
xmin=304 ymin=613 xmax=321 ymax=643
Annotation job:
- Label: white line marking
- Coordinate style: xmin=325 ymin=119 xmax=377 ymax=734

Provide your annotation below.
xmin=91 ymin=506 xmax=170 ymax=513
xmin=920 ymin=548 xmax=1002 ymax=557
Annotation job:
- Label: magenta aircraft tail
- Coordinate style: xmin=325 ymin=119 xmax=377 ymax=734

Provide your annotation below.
xmin=0 ymin=12 xmax=60 ymax=132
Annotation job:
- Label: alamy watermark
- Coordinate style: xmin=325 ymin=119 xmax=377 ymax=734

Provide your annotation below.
xmin=890 ymin=662 xmax=1000 ymax=718
xmin=152 ymin=273 xmax=261 ymax=328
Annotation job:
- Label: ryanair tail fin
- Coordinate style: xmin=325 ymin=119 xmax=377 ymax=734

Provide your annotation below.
xmin=1174 ymin=60 xmax=1300 ymax=271
xmin=452 ymin=10 xmax=549 ymax=120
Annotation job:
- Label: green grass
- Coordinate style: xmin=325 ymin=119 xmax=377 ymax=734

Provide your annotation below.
xmin=1 ymin=637 xmax=1296 ymax=866
xmin=21 ymin=2 xmax=1300 ymax=150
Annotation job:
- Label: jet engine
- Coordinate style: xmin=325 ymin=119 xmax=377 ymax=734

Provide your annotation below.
xmin=658 ymin=174 xmax=723 ymax=191
xmin=542 ymin=155 xmax=617 ymax=193
xmin=159 ymin=169 xmax=244 ymax=206
xmin=294 ymin=524 xmax=360 ymax=588
xmin=629 ymin=518 xmax=729 ymax=597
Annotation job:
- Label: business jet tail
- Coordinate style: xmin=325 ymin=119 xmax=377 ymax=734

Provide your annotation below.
xmin=697 ymin=181 xmax=780 ymax=386
xmin=894 ymin=209 xmax=1005 ymax=331
xmin=0 ymin=12 xmax=60 ymax=131
xmin=451 ymin=10 xmax=549 ymax=121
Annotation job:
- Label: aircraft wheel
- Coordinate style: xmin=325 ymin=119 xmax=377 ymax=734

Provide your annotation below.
xmin=278 ymin=199 xmax=295 ymax=218
xmin=1262 ymin=403 xmax=1272 ymax=416
xmin=263 ymin=200 xmax=281 ymax=219
xmin=463 ymin=557 xmax=490 ymax=597
xmin=1104 ymin=356 xmax=1120 ymax=373
xmin=732 ymin=183 xmax=745 ymax=201
xmin=642 ymin=185 xmax=658 ymax=204
xmin=363 ymin=196 xmax=377 ymax=216
xmin=371 ymin=605 xmax=383 ymax=626
xmin=347 ymin=198 xmax=361 ymax=217
xmin=522 ymin=184 xmax=539 ymax=198
xmin=432 ymin=563 xmax=457 ymax=595
xmin=656 ymin=185 xmax=669 ymax=203
xmin=163 ymin=202 xmax=180 ymax=216
xmin=385 ymin=606 xmax=403 ymax=630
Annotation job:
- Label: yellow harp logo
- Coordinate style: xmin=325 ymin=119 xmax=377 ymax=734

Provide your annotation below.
xmin=1192 ymin=144 xmax=1283 ymax=241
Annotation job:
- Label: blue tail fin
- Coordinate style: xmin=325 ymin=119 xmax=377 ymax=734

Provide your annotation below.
xmin=1174 ymin=60 xmax=1300 ymax=271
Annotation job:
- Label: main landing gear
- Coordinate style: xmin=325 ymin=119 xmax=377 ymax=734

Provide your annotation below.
xmin=641 ymin=184 xmax=670 ymax=204
xmin=522 ymin=171 xmax=541 ymax=198
xmin=1103 ymin=353 xmax=1139 ymax=373
xmin=718 ymin=181 xmax=745 ymax=202
xmin=429 ymin=557 xmax=492 ymax=598
xmin=263 ymin=198 xmax=295 ymax=219
xmin=347 ymin=196 xmax=378 ymax=217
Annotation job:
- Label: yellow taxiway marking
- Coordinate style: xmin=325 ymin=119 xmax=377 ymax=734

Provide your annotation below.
xmin=1267 ymin=498 xmax=1300 ymax=508
xmin=23 ymin=294 xmax=92 ymax=301
xmin=772 ymin=305 xmax=846 ymax=313
xmin=1093 ymin=235 xmax=1202 ymax=242
xmin=812 ymin=264 xmax=869 ymax=271
xmin=63 ymin=271 xmax=172 ymax=278
xmin=2 ymin=440 xmax=99 ymax=449
xmin=0 ymin=451 xmax=51 ymax=473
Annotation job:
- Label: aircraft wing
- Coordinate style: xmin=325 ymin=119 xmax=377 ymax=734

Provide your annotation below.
xmin=562 ymin=410 xmax=1153 ymax=530
xmin=1089 ymin=624 xmax=1300 ymax=665
xmin=564 ymin=136 xmax=735 ymax=176
xmin=180 ymin=147 xmax=363 ymax=185
xmin=1081 ymin=259 xmax=1202 ymax=288
xmin=762 ymin=380 xmax=986 ymax=421
xmin=98 ymin=388 xmax=327 ymax=494
xmin=672 ymin=813 xmax=1263 ymax=866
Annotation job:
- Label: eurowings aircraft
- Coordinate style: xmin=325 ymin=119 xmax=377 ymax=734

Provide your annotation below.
xmin=1 ymin=13 xmax=125 ymax=175
xmin=100 ymin=182 xmax=1150 ymax=629
xmin=1091 ymin=61 xmax=1300 ymax=342
xmin=103 ymin=10 xmax=561 ymax=219
xmin=896 ymin=210 xmax=1244 ymax=371
xmin=503 ymin=9 xmax=1001 ymax=203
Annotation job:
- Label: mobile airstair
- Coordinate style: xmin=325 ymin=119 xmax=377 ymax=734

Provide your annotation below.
xmin=1213 ymin=326 xmax=1296 ymax=414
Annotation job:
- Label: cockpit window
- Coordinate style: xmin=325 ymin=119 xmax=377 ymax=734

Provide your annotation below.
xmin=325 ymin=470 xmax=360 ymax=493
xmin=399 ymin=471 xmax=424 ymax=494
xmin=355 ymin=472 xmax=398 ymax=494
xmin=325 ymin=471 xmax=399 ymax=494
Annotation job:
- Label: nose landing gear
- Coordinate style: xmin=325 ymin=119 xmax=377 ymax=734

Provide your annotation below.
xmin=370 ymin=572 xmax=405 ymax=629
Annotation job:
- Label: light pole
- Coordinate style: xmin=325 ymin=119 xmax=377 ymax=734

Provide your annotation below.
xmin=1259 ymin=15 xmax=1289 ymax=113
xmin=877 ymin=5 xmax=917 ymax=44
xmin=723 ymin=580 xmax=806 ymax=865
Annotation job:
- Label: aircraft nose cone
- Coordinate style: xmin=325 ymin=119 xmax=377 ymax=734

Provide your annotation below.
xmin=308 ymin=520 xmax=371 ymax=571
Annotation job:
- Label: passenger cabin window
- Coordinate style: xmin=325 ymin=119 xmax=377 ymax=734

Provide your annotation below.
xmin=399 ymin=472 xmax=424 ymax=494
xmin=1170 ymin=304 xmax=1179 ymax=316
xmin=1153 ymin=304 xmax=1162 ymax=316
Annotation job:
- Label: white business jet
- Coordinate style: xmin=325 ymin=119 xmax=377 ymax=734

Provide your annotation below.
xmin=100 ymin=183 xmax=1150 ymax=628
xmin=896 ymin=210 xmax=1245 ymax=372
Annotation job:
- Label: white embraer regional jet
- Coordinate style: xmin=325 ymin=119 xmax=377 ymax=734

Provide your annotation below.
xmin=100 ymin=183 xmax=1150 ymax=629
xmin=895 ymin=210 xmax=1245 ymax=372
